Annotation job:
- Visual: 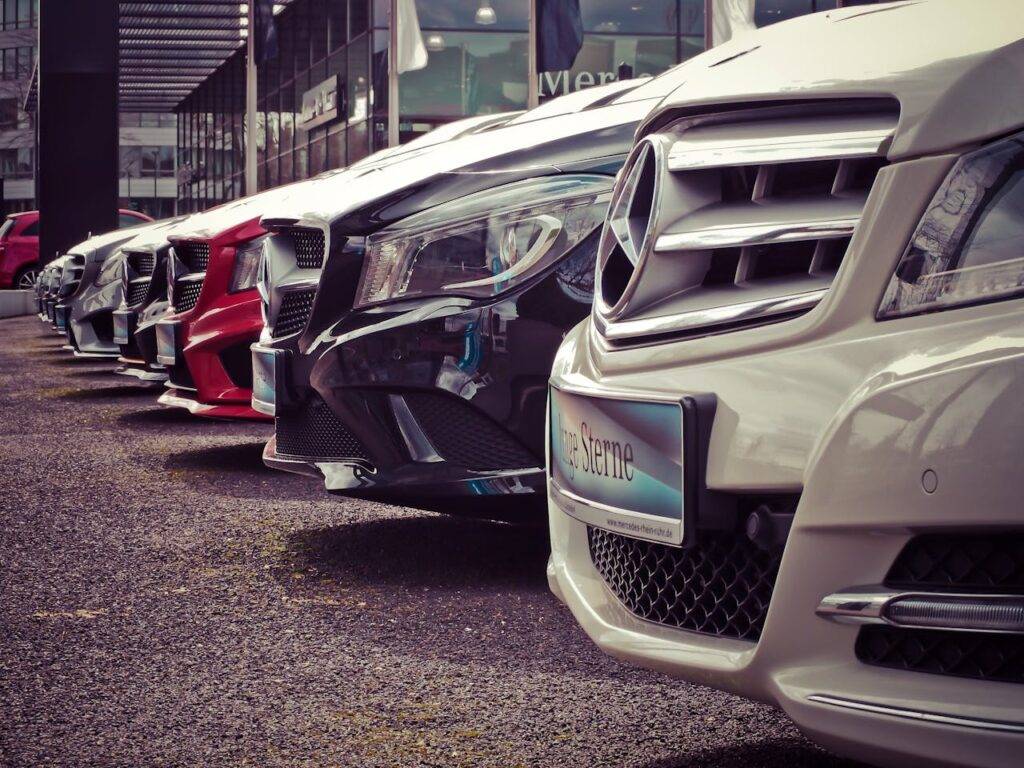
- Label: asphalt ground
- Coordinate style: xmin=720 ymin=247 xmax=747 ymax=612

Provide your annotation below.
xmin=0 ymin=315 xmax=864 ymax=768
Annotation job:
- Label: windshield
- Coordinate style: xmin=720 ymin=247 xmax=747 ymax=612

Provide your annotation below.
xmin=0 ymin=218 xmax=15 ymax=240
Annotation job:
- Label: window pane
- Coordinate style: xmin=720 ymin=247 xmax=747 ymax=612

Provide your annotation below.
xmin=120 ymin=146 xmax=142 ymax=178
xmin=347 ymin=34 xmax=369 ymax=121
xmin=541 ymin=35 xmax=676 ymax=98
xmin=581 ymin=0 xmax=677 ymax=34
xmin=328 ymin=0 xmax=347 ymax=49
xmin=349 ymin=0 xmax=369 ymax=37
xmin=398 ymin=32 xmax=527 ymax=119
xmin=416 ymin=0 xmax=527 ymax=31
xmin=327 ymin=124 xmax=346 ymax=170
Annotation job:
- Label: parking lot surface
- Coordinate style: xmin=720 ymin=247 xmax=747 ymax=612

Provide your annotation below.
xmin=0 ymin=316 xmax=861 ymax=767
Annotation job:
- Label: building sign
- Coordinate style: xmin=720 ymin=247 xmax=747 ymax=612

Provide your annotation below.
xmin=298 ymin=75 xmax=340 ymax=131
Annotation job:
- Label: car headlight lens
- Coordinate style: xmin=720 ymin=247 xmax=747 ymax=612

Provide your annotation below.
xmin=878 ymin=133 xmax=1024 ymax=319
xmin=354 ymin=175 xmax=613 ymax=309
xmin=230 ymin=236 xmax=267 ymax=293
xmin=95 ymin=252 xmax=123 ymax=287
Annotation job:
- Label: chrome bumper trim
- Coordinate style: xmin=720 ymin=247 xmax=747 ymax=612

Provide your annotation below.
xmin=807 ymin=694 xmax=1024 ymax=734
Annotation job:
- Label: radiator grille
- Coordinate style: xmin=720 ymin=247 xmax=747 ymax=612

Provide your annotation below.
xmin=126 ymin=250 xmax=156 ymax=277
xmin=175 ymin=241 xmax=210 ymax=272
xmin=291 ymin=228 xmax=326 ymax=269
xmin=275 ymin=395 xmax=369 ymax=461
xmin=857 ymin=626 xmax=1024 ymax=685
xmin=597 ymin=102 xmax=897 ymax=344
xmin=173 ymin=280 xmax=204 ymax=313
xmin=126 ymin=279 xmax=151 ymax=307
xmin=272 ymin=286 xmax=316 ymax=338
xmin=588 ymin=527 xmax=782 ymax=642
xmin=403 ymin=392 xmax=540 ymax=470
xmin=886 ymin=533 xmax=1024 ymax=592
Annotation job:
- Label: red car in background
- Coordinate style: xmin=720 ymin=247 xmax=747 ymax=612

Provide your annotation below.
xmin=0 ymin=208 xmax=153 ymax=289
xmin=155 ymin=215 xmax=269 ymax=421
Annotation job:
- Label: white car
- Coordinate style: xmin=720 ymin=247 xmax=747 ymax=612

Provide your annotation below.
xmin=547 ymin=2 xmax=1024 ymax=767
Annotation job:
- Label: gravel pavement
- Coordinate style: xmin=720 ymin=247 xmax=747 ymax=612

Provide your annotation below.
xmin=0 ymin=315 xmax=863 ymax=768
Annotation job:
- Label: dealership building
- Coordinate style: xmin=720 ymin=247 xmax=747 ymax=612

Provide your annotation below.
xmin=170 ymin=0 xmax=882 ymax=213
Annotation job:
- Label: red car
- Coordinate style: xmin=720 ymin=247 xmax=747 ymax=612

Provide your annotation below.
xmin=155 ymin=215 xmax=269 ymax=421
xmin=0 ymin=209 xmax=153 ymax=289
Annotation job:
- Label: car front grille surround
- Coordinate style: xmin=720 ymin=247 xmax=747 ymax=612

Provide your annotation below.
xmin=291 ymin=228 xmax=326 ymax=269
xmin=595 ymin=100 xmax=897 ymax=345
xmin=272 ymin=286 xmax=317 ymax=338
xmin=126 ymin=250 xmax=156 ymax=277
xmin=173 ymin=280 xmax=204 ymax=313
xmin=126 ymin=279 xmax=151 ymax=307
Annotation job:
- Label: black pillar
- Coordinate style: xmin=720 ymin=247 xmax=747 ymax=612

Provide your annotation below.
xmin=38 ymin=0 xmax=119 ymax=265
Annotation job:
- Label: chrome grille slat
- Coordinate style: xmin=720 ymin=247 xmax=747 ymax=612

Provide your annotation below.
xmin=596 ymin=101 xmax=897 ymax=345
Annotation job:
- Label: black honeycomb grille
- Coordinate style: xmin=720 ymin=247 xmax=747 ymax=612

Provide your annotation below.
xmin=126 ymin=250 xmax=156 ymax=277
xmin=857 ymin=626 xmax=1024 ymax=684
xmin=174 ymin=280 xmax=204 ymax=313
xmin=588 ymin=527 xmax=782 ymax=642
xmin=272 ymin=287 xmax=316 ymax=337
xmin=176 ymin=241 xmax=210 ymax=272
xmin=126 ymin=279 xmax=150 ymax=306
xmin=292 ymin=228 xmax=325 ymax=269
xmin=275 ymin=395 xmax=369 ymax=461
xmin=886 ymin=534 xmax=1024 ymax=592
xmin=403 ymin=392 xmax=540 ymax=470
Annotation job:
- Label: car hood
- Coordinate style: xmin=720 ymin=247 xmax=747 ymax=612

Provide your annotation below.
xmin=261 ymin=70 xmax=706 ymax=230
xmin=643 ymin=0 xmax=1024 ymax=159
xmin=66 ymin=218 xmax=177 ymax=264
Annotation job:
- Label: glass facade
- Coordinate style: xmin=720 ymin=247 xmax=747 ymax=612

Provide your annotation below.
xmin=175 ymin=0 xmax=871 ymax=212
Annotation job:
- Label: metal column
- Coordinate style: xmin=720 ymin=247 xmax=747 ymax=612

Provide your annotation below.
xmin=38 ymin=0 xmax=119 ymax=265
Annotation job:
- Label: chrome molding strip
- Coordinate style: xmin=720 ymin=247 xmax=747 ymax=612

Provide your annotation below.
xmin=596 ymin=289 xmax=826 ymax=343
xmin=655 ymin=217 xmax=859 ymax=253
xmin=817 ymin=587 xmax=1024 ymax=634
xmin=668 ymin=126 xmax=894 ymax=171
xmin=806 ymin=694 xmax=1024 ymax=735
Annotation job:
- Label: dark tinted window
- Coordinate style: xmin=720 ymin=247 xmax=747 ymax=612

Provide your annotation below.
xmin=20 ymin=219 xmax=38 ymax=236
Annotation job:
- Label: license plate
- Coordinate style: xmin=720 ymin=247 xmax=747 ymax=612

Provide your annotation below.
xmin=156 ymin=321 xmax=177 ymax=366
xmin=251 ymin=345 xmax=279 ymax=416
xmin=549 ymin=387 xmax=685 ymax=545
xmin=112 ymin=310 xmax=132 ymax=345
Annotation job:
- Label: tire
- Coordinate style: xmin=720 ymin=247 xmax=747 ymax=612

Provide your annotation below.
xmin=13 ymin=265 xmax=39 ymax=290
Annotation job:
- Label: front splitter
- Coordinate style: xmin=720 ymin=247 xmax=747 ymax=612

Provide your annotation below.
xmin=158 ymin=388 xmax=272 ymax=421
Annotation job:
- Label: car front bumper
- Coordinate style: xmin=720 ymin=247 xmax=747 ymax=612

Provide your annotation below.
xmin=548 ymin=290 xmax=1024 ymax=768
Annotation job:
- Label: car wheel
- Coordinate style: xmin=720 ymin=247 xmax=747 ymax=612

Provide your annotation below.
xmin=14 ymin=266 xmax=38 ymax=290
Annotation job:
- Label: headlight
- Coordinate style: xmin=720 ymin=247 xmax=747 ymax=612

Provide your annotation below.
xmin=353 ymin=175 xmax=613 ymax=309
xmin=878 ymin=132 xmax=1024 ymax=318
xmin=95 ymin=253 xmax=123 ymax=287
xmin=230 ymin=235 xmax=267 ymax=293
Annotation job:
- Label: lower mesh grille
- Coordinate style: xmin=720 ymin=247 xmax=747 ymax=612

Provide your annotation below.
xmin=403 ymin=392 xmax=540 ymax=470
xmin=126 ymin=280 xmax=150 ymax=306
xmin=588 ymin=527 xmax=782 ymax=641
xmin=174 ymin=280 xmax=203 ymax=313
xmin=857 ymin=626 xmax=1024 ymax=684
xmin=275 ymin=395 xmax=369 ymax=460
xmin=886 ymin=533 xmax=1024 ymax=591
xmin=272 ymin=287 xmax=316 ymax=338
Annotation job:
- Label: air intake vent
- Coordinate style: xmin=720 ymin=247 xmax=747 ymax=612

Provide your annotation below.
xmin=175 ymin=241 xmax=210 ymax=273
xmin=275 ymin=395 xmax=369 ymax=461
xmin=272 ymin=286 xmax=316 ymax=338
xmin=596 ymin=101 xmax=897 ymax=345
xmin=886 ymin=533 xmax=1024 ymax=592
xmin=173 ymin=279 xmax=203 ymax=313
xmin=291 ymin=228 xmax=326 ymax=269
xmin=126 ymin=250 xmax=156 ymax=277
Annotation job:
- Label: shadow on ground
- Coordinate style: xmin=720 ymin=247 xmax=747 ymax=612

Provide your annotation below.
xmin=118 ymin=408 xmax=212 ymax=426
xmin=163 ymin=441 xmax=271 ymax=475
xmin=646 ymin=739 xmax=866 ymax=768
xmin=284 ymin=514 xmax=551 ymax=592
xmin=58 ymin=384 xmax=162 ymax=400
